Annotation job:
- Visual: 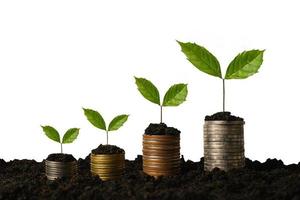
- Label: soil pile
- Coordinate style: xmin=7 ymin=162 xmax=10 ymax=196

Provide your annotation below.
xmin=92 ymin=144 xmax=125 ymax=154
xmin=46 ymin=154 xmax=76 ymax=162
xmin=205 ymin=112 xmax=244 ymax=121
xmin=145 ymin=123 xmax=180 ymax=135
xmin=0 ymin=156 xmax=300 ymax=200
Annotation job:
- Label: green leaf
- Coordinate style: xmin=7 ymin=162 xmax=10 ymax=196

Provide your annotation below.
xmin=225 ymin=50 xmax=264 ymax=79
xmin=177 ymin=41 xmax=222 ymax=78
xmin=163 ymin=84 xmax=188 ymax=106
xmin=134 ymin=77 xmax=160 ymax=105
xmin=62 ymin=128 xmax=80 ymax=144
xmin=83 ymin=108 xmax=106 ymax=130
xmin=41 ymin=125 xmax=60 ymax=143
xmin=108 ymin=114 xmax=129 ymax=131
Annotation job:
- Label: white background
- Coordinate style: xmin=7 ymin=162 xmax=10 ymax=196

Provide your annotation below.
xmin=0 ymin=0 xmax=299 ymax=164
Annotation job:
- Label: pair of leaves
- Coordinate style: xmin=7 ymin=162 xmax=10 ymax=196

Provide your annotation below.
xmin=177 ymin=41 xmax=264 ymax=79
xmin=41 ymin=126 xmax=80 ymax=144
xmin=135 ymin=77 xmax=188 ymax=106
xmin=83 ymin=108 xmax=129 ymax=132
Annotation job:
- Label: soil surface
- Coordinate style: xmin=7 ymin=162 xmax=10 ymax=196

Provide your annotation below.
xmin=92 ymin=144 xmax=125 ymax=155
xmin=0 ymin=156 xmax=299 ymax=200
xmin=46 ymin=153 xmax=76 ymax=162
xmin=145 ymin=123 xmax=180 ymax=136
xmin=205 ymin=112 xmax=244 ymax=121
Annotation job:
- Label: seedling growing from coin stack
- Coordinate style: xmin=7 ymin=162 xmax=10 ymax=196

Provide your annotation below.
xmin=134 ymin=77 xmax=188 ymax=123
xmin=83 ymin=108 xmax=129 ymax=181
xmin=177 ymin=41 xmax=264 ymax=112
xmin=41 ymin=126 xmax=80 ymax=180
xmin=135 ymin=77 xmax=188 ymax=177
xmin=177 ymin=40 xmax=265 ymax=171
xmin=83 ymin=108 xmax=129 ymax=145
xmin=41 ymin=126 xmax=80 ymax=154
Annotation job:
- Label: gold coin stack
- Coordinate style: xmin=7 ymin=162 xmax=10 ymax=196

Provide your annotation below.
xmin=90 ymin=153 xmax=125 ymax=181
xmin=204 ymin=120 xmax=245 ymax=171
xmin=45 ymin=160 xmax=77 ymax=181
xmin=143 ymin=134 xmax=180 ymax=177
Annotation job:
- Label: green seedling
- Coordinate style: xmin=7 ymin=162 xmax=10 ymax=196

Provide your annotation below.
xmin=41 ymin=126 xmax=80 ymax=154
xmin=135 ymin=77 xmax=188 ymax=123
xmin=83 ymin=108 xmax=129 ymax=145
xmin=177 ymin=41 xmax=264 ymax=112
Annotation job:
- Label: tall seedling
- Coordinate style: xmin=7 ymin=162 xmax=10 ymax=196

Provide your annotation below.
xmin=83 ymin=108 xmax=129 ymax=145
xmin=135 ymin=77 xmax=188 ymax=123
xmin=41 ymin=126 xmax=80 ymax=154
xmin=177 ymin=41 xmax=264 ymax=111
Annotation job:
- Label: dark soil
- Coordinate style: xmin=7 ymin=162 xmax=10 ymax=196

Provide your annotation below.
xmin=0 ymin=156 xmax=300 ymax=200
xmin=46 ymin=153 xmax=76 ymax=162
xmin=205 ymin=112 xmax=244 ymax=121
xmin=145 ymin=123 xmax=180 ymax=136
xmin=91 ymin=144 xmax=125 ymax=155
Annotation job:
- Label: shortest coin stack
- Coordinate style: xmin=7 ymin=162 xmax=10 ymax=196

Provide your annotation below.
xmin=143 ymin=134 xmax=180 ymax=177
xmin=204 ymin=120 xmax=245 ymax=171
xmin=90 ymin=153 xmax=125 ymax=181
xmin=45 ymin=160 xmax=77 ymax=180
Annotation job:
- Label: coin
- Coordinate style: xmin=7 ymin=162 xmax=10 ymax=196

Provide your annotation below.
xmin=204 ymin=120 xmax=245 ymax=124
xmin=205 ymin=154 xmax=244 ymax=159
xmin=204 ymin=142 xmax=244 ymax=147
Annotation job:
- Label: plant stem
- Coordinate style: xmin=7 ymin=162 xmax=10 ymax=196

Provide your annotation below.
xmin=106 ymin=130 xmax=108 ymax=145
xmin=222 ymin=78 xmax=225 ymax=112
xmin=160 ymin=105 xmax=163 ymax=123
xmin=60 ymin=142 xmax=63 ymax=154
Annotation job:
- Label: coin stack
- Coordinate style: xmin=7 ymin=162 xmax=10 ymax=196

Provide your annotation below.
xmin=45 ymin=160 xmax=77 ymax=180
xmin=143 ymin=134 xmax=180 ymax=177
xmin=204 ymin=120 xmax=245 ymax=171
xmin=90 ymin=153 xmax=125 ymax=181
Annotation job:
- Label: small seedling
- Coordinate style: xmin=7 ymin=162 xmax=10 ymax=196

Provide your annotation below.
xmin=41 ymin=126 xmax=80 ymax=154
xmin=83 ymin=108 xmax=129 ymax=145
xmin=177 ymin=41 xmax=264 ymax=112
xmin=135 ymin=77 xmax=188 ymax=123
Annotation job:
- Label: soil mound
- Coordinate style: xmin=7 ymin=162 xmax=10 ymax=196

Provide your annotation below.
xmin=145 ymin=123 xmax=180 ymax=136
xmin=205 ymin=112 xmax=244 ymax=121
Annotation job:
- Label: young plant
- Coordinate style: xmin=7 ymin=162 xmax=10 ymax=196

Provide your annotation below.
xmin=177 ymin=41 xmax=264 ymax=112
xmin=83 ymin=108 xmax=129 ymax=145
xmin=134 ymin=77 xmax=188 ymax=123
xmin=41 ymin=126 xmax=80 ymax=154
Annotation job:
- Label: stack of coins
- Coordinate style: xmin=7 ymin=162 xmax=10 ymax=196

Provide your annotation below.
xmin=143 ymin=134 xmax=180 ymax=177
xmin=90 ymin=153 xmax=125 ymax=181
xmin=45 ymin=160 xmax=77 ymax=180
xmin=204 ymin=120 xmax=245 ymax=171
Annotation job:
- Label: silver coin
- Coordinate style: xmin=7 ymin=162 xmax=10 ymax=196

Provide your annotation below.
xmin=205 ymin=154 xmax=244 ymax=159
xmin=204 ymin=143 xmax=244 ymax=147
xmin=204 ymin=120 xmax=244 ymax=125
xmin=204 ymin=162 xmax=244 ymax=167
xmin=204 ymin=153 xmax=244 ymax=157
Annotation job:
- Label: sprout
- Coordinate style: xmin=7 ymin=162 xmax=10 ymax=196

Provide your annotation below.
xmin=83 ymin=108 xmax=129 ymax=145
xmin=41 ymin=126 xmax=80 ymax=154
xmin=177 ymin=41 xmax=264 ymax=112
xmin=135 ymin=77 xmax=188 ymax=123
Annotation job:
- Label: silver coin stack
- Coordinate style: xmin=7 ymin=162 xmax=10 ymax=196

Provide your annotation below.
xmin=45 ymin=160 xmax=77 ymax=180
xmin=204 ymin=120 xmax=245 ymax=171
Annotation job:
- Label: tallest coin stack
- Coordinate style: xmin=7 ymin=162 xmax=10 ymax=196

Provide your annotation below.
xmin=204 ymin=120 xmax=245 ymax=171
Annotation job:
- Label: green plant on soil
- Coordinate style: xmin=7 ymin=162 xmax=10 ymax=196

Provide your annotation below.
xmin=135 ymin=77 xmax=188 ymax=123
xmin=41 ymin=126 xmax=80 ymax=154
xmin=83 ymin=108 xmax=129 ymax=145
xmin=177 ymin=41 xmax=264 ymax=112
